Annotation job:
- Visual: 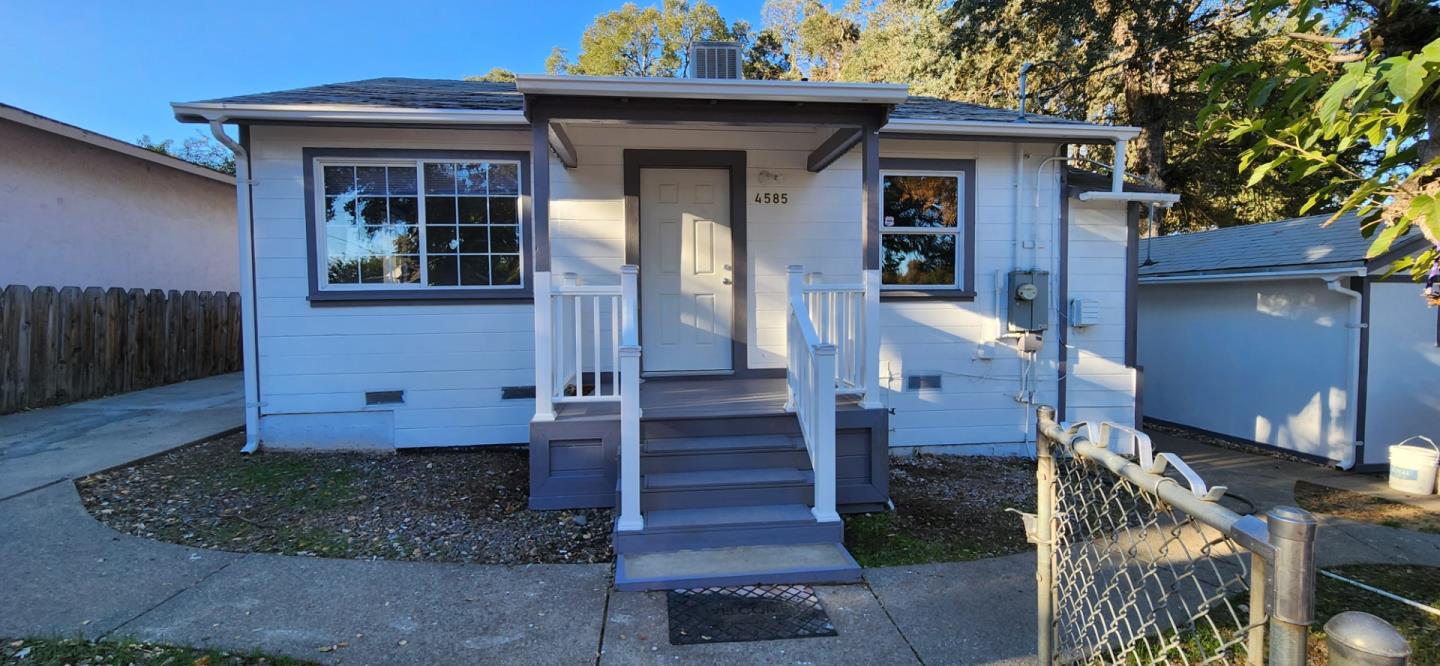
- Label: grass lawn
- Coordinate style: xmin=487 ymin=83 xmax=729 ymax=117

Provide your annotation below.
xmin=844 ymin=453 xmax=1035 ymax=567
xmin=1312 ymin=564 xmax=1440 ymax=665
xmin=1 ymin=637 xmax=314 ymax=666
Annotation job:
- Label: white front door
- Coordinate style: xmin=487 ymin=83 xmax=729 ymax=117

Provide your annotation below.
xmin=640 ymin=168 xmax=734 ymax=373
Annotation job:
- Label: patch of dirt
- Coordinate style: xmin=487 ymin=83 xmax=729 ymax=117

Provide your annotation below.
xmin=1293 ymin=480 xmax=1440 ymax=534
xmin=77 ymin=432 xmax=613 ymax=565
xmin=844 ymin=453 xmax=1035 ymax=567
xmin=1 ymin=637 xmax=314 ymax=665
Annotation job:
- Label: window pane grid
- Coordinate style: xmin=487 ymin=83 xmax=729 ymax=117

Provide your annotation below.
xmin=316 ymin=158 xmax=523 ymax=291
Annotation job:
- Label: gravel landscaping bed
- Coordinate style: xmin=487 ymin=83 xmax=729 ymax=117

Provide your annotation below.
xmin=2 ymin=637 xmax=313 ymax=666
xmin=844 ymin=453 xmax=1035 ymax=567
xmin=78 ymin=432 xmax=613 ymax=565
xmin=82 ymin=434 xmax=1037 ymax=568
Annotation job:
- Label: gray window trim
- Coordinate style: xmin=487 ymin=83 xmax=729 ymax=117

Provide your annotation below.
xmin=302 ymin=147 xmax=534 ymax=305
xmin=877 ymin=157 xmax=978 ymax=301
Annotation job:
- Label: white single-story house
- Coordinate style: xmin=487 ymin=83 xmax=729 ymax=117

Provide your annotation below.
xmin=0 ymin=103 xmax=237 ymax=292
xmin=171 ymin=48 xmax=1171 ymax=589
xmin=1138 ymin=213 xmax=1439 ymax=471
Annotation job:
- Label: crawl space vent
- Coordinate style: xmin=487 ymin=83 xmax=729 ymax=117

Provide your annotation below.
xmin=364 ymin=390 xmax=404 ymax=405
xmin=906 ymin=374 xmax=942 ymax=391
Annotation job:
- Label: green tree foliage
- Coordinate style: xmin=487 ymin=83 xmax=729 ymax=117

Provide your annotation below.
xmin=1200 ymin=0 xmax=1440 ymax=283
xmin=546 ymin=0 xmax=749 ymax=77
xmin=137 ymin=133 xmax=236 ymax=175
xmin=465 ymin=67 xmax=517 ymax=82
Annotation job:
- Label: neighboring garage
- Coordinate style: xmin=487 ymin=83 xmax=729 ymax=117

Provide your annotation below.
xmin=1137 ymin=213 xmax=1439 ymax=470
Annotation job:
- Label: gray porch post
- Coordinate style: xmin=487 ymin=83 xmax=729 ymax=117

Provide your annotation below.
xmin=531 ymin=113 xmax=552 ymax=274
xmin=860 ymin=123 xmax=881 ymax=271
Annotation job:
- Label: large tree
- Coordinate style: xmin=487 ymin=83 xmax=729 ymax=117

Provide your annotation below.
xmin=545 ymin=0 xmax=749 ymax=77
xmin=1201 ymin=0 xmax=1440 ymax=286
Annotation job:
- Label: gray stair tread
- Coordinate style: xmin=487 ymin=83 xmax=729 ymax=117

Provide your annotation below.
xmin=619 ymin=543 xmax=857 ymax=583
xmin=643 ymin=503 xmax=816 ymax=530
xmin=644 ymin=467 xmax=811 ymax=489
xmin=643 ymin=433 xmax=803 ymax=454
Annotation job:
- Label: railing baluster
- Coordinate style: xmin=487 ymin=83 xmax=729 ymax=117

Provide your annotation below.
xmin=592 ymin=295 xmax=601 ymax=399
xmin=611 ymin=295 xmax=620 ymax=397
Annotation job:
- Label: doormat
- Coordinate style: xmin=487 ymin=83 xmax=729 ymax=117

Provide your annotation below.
xmin=666 ymin=585 xmax=837 ymax=645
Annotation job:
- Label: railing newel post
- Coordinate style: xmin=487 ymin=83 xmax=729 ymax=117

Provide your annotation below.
xmin=533 ymin=271 xmax=556 ymax=421
xmin=861 ymin=269 xmax=882 ymax=408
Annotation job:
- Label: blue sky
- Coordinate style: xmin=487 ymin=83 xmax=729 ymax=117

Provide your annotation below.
xmin=0 ymin=0 xmax=763 ymax=146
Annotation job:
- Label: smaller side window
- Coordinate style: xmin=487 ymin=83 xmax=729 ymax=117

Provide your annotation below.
xmin=880 ymin=172 xmax=963 ymax=289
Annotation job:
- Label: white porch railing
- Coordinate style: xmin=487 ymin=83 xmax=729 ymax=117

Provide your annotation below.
xmin=799 ymin=271 xmax=880 ymax=398
xmin=785 ymin=266 xmax=841 ymax=523
xmin=534 ymin=266 xmax=643 ymax=532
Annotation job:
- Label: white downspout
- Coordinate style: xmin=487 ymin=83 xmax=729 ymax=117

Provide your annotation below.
xmin=1324 ymin=276 xmax=1364 ymax=470
xmin=208 ymin=119 xmax=262 ymax=455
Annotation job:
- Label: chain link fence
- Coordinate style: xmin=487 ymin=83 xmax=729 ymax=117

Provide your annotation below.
xmin=1031 ymin=407 xmax=1317 ymax=666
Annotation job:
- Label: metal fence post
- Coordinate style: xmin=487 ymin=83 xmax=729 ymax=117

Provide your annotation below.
xmin=1246 ymin=551 xmax=1267 ymax=666
xmin=1324 ymin=611 xmax=1412 ymax=665
xmin=1035 ymin=406 xmax=1057 ymax=666
xmin=1266 ymin=506 xmax=1318 ymax=666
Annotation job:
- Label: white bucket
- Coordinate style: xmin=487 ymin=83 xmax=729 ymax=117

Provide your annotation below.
xmin=1388 ymin=436 xmax=1439 ymax=495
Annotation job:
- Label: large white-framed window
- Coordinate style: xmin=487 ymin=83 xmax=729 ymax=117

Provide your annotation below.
xmin=880 ymin=169 xmax=964 ymax=289
xmin=313 ymin=157 xmax=525 ymax=292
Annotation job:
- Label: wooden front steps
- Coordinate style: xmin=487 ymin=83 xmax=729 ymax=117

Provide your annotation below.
xmin=612 ymin=411 xmax=861 ymax=591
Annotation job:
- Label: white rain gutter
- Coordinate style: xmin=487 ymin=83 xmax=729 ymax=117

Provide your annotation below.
xmin=514 ymin=74 xmax=910 ymax=104
xmin=883 ymin=118 xmax=1141 ymax=143
xmin=1076 ymin=190 xmax=1181 ymax=206
xmin=1325 ymin=276 xmax=1365 ymax=470
xmin=1138 ymin=266 xmax=1365 ymax=285
xmin=172 ymin=103 xmax=526 ymax=126
xmin=206 ymin=119 xmax=262 ymax=455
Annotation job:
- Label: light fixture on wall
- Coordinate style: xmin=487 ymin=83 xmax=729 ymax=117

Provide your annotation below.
xmin=757 ymin=170 xmax=783 ymax=184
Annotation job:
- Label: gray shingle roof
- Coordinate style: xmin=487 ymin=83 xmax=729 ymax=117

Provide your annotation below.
xmin=186 ymin=77 xmax=1080 ymax=125
xmin=1138 ymin=212 xmax=1424 ymax=277
xmin=890 ymin=95 xmax=1086 ymax=124
xmin=191 ymin=77 xmax=524 ymax=110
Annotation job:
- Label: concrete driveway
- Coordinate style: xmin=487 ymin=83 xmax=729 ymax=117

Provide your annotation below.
xmin=0 ymin=373 xmax=243 ymax=500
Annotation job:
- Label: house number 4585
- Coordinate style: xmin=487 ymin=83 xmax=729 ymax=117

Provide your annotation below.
xmin=754 ymin=192 xmax=789 ymax=205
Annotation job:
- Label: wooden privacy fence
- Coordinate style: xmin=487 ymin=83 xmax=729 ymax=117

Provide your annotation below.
xmin=0 ymin=285 xmax=242 ymax=414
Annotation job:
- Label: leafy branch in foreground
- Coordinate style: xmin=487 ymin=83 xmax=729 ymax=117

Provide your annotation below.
xmin=1199 ymin=0 xmax=1440 ymax=290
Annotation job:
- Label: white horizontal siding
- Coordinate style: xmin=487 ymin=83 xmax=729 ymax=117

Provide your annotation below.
xmin=247 ymin=122 xmax=1137 ymax=452
xmin=1065 ymin=199 xmax=1136 ymax=427
xmin=877 ymin=139 xmax=1070 ymax=448
xmin=248 ymin=125 xmax=535 ymax=448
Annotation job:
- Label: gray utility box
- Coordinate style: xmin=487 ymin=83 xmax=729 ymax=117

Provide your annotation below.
xmin=1007 ymin=270 xmax=1050 ymax=332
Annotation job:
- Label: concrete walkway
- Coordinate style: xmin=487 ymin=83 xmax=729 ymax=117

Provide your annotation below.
xmin=0 ymin=479 xmax=1032 ymax=665
xmin=1151 ymin=430 xmax=1440 ymax=568
xmin=1 ymin=397 xmax=1437 ymax=664
xmin=0 ymin=373 xmax=243 ymax=500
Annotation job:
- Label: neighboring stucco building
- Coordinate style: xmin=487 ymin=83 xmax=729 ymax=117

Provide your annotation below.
xmin=0 ymin=103 xmax=236 ymax=292
xmin=1138 ymin=214 xmax=1439 ymax=470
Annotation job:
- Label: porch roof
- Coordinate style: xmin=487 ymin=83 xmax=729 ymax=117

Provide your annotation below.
xmin=170 ymin=76 xmax=1140 ymax=140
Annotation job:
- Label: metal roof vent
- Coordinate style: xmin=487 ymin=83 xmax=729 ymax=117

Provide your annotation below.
xmin=689 ymin=41 xmax=743 ymax=79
